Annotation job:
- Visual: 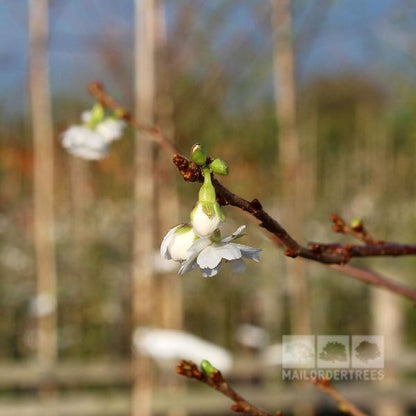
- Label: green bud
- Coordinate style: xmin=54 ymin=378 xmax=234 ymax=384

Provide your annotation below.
xmin=350 ymin=218 xmax=362 ymax=228
xmin=174 ymin=224 xmax=193 ymax=234
xmin=201 ymin=359 xmax=218 ymax=377
xmin=113 ymin=108 xmax=125 ymax=119
xmin=190 ymin=143 xmax=208 ymax=166
xmin=209 ymin=158 xmax=229 ymax=176
xmin=198 ymin=167 xmax=216 ymax=203
xmin=90 ymin=103 xmax=105 ymax=125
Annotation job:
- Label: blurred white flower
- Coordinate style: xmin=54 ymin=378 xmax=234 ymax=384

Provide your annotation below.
xmin=191 ymin=202 xmax=224 ymax=237
xmin=61 ymin=125 xmax=109 ymax=160
xmin=82 ymin=110 xmax=125 ymax=143
xmin=160 ymin=224 xmax=197 ymax=262
xmin=61 ymin=107 xmax=126 ymax=160
xmin=133 ymin=328 xmax=233 ymax=373
xmin=179 ymin=225 xmax=261 ymax=277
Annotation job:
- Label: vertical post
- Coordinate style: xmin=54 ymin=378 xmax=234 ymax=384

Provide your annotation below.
xmin=271 ymin=0 xmax=310 ymax=336
xmin=372 ymin=283 xmax=404 ymax=416
xmin=271 ymin=1 xmax=312 ymax=415
xmin=28 ymin=0 xmax=57 ymax=368
xmin=154 ymin=3 xmax=186 ymax=414
xmin=133 ymin=1 xmax=156 ymax=415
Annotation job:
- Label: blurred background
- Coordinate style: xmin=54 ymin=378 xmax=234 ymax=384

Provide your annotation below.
xmin=1 ymin=0 xmax=416 ymax=415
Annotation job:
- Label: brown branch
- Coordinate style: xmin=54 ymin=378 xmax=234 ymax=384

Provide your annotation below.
xmin=176 ymin=360 xmax=281 ymax=416
xmin=88 ymin=81 xmax=178 ymax=155
xmin=86 ymin=81 xmax=416 ymax=303
xmin=328 ymin=263 xmax=416 ymax=300
xmin=312 ymin=378 xmax=368 ymax=416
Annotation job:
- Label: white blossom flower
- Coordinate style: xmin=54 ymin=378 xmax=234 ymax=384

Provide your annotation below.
xmin=82 ymin=110 xmax=125 ymax=143
xmin=160 ymin=224 xmax=198 ymax=262
xmin=61 ymin=106 xmax=126 ymax=160
xmin=61 ymin=125 xmax=109 ymax=160
xmin=179 ymin=225 xmax=261 ymax=277
xmin=191 ymin=201 xmax=224 ymax=237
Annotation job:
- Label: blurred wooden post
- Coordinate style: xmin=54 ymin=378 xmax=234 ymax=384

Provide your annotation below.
xmin=28 ymin=0 xmax=57 ymax=367
xmin=271 ymin=1 xmax=312 ymax=415
xmin=154 ymin=2 xmax=185 ymax=415
xmin=133 ymin=1 xmax=156 ymax=415
xmin=154 ymin=0 xmax=182 ymax=332
xmin=271 ymin=0 xmax=310 ymax=337
xmin=372 ymin=281 xmax=404 ymax=416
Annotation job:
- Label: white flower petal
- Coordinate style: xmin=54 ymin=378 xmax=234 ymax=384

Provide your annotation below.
xmin=234 ymin=244 xmax=262 ymax=262
xmin=187 ymin=237 xmax=212 ymax=256
xmin=160 ymin=226 xmax=179 ymax=259
xmin=201 ymin=264 xmax=221 ymax=277
xmin=197 ymin=246 xmax=222 ymax=269
xmin=81 ymin=110 xmax=92 ymax=123
xmin=191 ymin=203 xmax=223 ymax=237
xmin=221 ymin=225 xmax=246 ymax=243
xmin=169 ymin=230 xmax=197 ymax=261
xmin=229 ymin=259 xmax=246 ymax=274
xmin=178 ymin=257 xmax=198 ymax=275
xmin=61 ymin=125 xmax=108 ymax=160
xmin=212 ymin=244 xmax=242 ymax=261
xmin=160 ymin=224 xmax=196 ymax=262
xmin=96 ymin=118 xmax=125 ymax=142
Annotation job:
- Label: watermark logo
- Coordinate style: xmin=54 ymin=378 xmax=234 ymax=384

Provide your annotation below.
xmin=317 ymin=336 xmax=349 ymax=369
xmin=282 ymin=336 xmax=315 ymax=368
xmin=282 ymin=335 xmax=384 ymax=381
xmin=352 ymin=336 xmax=384 ymax=368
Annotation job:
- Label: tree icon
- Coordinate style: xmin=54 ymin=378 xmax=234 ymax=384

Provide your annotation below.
xmin=319 ymin=341 xmax=347 ymax=363
xmin=355 ymin=341 xmax=381 ymax=363
xmin=284 ymin=342 xmax=314 ymax=363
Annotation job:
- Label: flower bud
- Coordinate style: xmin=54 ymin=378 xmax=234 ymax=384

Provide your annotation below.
xmin=191 ymin=201 xmax=224 ymax=237
xmin=160 ymin=224 xmax=197 ymax=262
xmin=190 ymin=143 xmax=208 ymax=166
xmin=201 ymin=360 xmax=218 ymax=377
xmin=90 ymin=103 xmax=105 ymax=125
xmin=209 ymin=158 xmax=229 ymax=175
xmin=350 ymin=218 xmax=362 ymax=229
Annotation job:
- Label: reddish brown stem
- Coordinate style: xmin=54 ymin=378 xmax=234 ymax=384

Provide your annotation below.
xmin=177 ymin=360 xmax=281 ymax=416
xmin=330 ymin=214 xmax=382 ymax=245
xmin=313 ymin=378 xmax=368 ymax=416
xmin=87 ymin=81 xmax=416 ymax=303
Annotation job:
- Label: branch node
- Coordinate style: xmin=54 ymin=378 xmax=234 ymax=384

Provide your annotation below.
xmin=284 ymin=248 xmax=298 ymax=258
xmin=250 ymin=198 xmax=263 ymax=211
xmin=173 ymin=154 xmax=203 ymax=182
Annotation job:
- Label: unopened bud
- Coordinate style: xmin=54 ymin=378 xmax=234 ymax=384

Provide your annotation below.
xmin=201 ymin=359 xmax=218 ymax=377
xmin=190 ymin=143 xmax=208 ymax=166
xmin=209 ymin=158 xmax=229 ymax=175
xmin=90 ymin=103 xmax=105 ymax=124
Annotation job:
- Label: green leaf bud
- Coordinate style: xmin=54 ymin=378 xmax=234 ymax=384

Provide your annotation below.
xmin=209 ymin=158 xmax=229 ymax=176
xmin=90 ymin=103 xmax=105 ymax=124
xmin=190 ymin=143 xmax=208 ymax=166
xmin=201 ymin=359 xmax=218 ymax=377
xmin=350 ymin=218 xmax=362 ymax=229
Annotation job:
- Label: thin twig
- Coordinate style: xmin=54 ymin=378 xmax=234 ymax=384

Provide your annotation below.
xmin=88 ymin=81 xmax=178 ymax=155
xmin=176 ymin=360 xmax=281 ymax=416
xmin=312 ymin=378 xmax=368 ymax=416
xmin=329 ymin=263 xmax=416 ymax=300
xmin=87 ymin=81 xmax=416 ymax=303
xmin=330 ymin=214 xmax=383 ymax=245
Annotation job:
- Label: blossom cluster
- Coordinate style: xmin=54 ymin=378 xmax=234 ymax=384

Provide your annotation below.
xmin=161 ymin=145 xmax=261 ymax=277
xmin=61 ymin=103 xmax=125 ymax=160
xmin=60 ymin=106 xmax=260 ymax=277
